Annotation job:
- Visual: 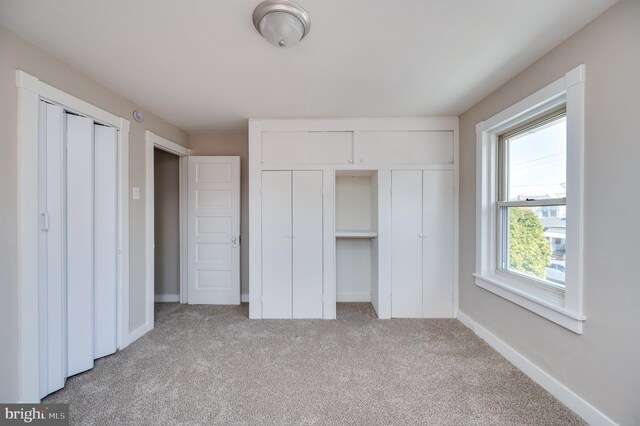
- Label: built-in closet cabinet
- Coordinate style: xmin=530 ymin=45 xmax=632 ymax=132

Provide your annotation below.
xmin=391 ymin=170 xmax=454 ymax=318
xmin=261 ymin=170 xmax=324 ymax=319
xmin=249 ymin=117 xmax=458 ymax=320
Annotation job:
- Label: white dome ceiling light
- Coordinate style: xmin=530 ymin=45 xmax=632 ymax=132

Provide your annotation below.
xmin=252 ymin=0 xmax=311 ymax=48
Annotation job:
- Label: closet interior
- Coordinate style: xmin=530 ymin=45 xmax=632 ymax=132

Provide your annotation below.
xmin=335 ymin=171 xmax=379 ymax=316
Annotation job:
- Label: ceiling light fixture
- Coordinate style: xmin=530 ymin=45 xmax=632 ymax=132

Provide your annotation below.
xmin=252 ymin=0 xmax=310 ymax=48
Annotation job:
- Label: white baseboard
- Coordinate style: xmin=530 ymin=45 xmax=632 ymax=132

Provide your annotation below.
xmin=457 ymin=311 xmax=617 ymax=426
xmin=241 ymin=293 xmax=249 ymax=303
xmin=155 ymin=294 xmax=179 ymax=302
xmin=126 ymin=321 xmax=153 ymax=347
xmin=337 ymin=293 xmax=371 ymax=302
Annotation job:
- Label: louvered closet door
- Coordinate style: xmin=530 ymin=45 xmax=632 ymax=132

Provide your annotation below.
xmin=66 ymin=113 xmax=95 ymax=376
xmin=292 ymin=171 xmax=323 ymax=319
xmin=261 ymin=171 xmax=293 ymax=318
xmin=422 ymin=171 xmax=454 ymax=318
xmin=391 ymin=170 xmax=423 ymax=318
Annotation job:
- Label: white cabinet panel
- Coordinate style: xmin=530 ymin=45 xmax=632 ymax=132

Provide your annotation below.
xmin=261 ymin=132 xmax=307 ymax=164
xmin=292 ymin=171 xmax=323 ymax=318
xmin=407 ymin=131 xmax=453 ymax=164
xmin=93 ymin=124 xmax=118 ymax=359
xmin=391 ymin=170 xmax=423 ymax=318
xmin=308 ymin=132 xmax=353 ymax=164
xmin=262 ymin=131 xmax=353 ymax=165
xmin=261 ymin=171 xmax=293 ymax=318
xmin=422 ymin=171 xmax=454 ymax=317
xmin=358 ymin=132 xmax=407 ymax=164
xmin=358 ymin=131 xmax=453 ymax=165
xmin=66 ymin=113 xmax=94 ymax=376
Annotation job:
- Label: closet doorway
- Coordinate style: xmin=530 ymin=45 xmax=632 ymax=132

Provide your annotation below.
xmin=153 ymin=148 xmax=182 ymax=303
xmin=145 ymin=132 xmax=189 ymax=308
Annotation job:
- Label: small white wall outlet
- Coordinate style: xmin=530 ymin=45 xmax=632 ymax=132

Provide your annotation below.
xmin=132 ymin=187 xmax=140 ymax=200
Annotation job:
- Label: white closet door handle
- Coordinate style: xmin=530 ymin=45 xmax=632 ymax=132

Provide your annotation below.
xmin=287 ymin=234 xmax=295 ymax=239
xmin=418 ymin=233 xmax=423 ymax=238
xmin=41 ymin=212 xmax=49 ymax=231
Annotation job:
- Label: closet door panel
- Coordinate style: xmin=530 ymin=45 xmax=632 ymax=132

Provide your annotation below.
xmin=422 ymin=171 xmax=454 ymax=317
xmin=261 ymin=171 xmax=293 ymax=318
xmin=292 ymin=171 xmax=323 ymax=318
xmin=66 ymin=114 xmax=94 ymax=376
xmin=391 ymin=170 xmax=423 ymax=318
xmin=93 ymin=125 xmax=118 ymax=358
xmin=38 ymin=102 xmax=67 ymax=397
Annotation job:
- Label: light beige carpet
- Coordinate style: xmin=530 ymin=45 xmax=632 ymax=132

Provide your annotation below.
xmin=44 ymin=303 xmax=583 ymax=425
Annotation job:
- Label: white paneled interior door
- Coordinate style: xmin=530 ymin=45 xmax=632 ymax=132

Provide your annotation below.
xmin=292 ymin=171 xmax=323 ymax=318
xmin=261 ymin=171 xmax=293 ymax=318
xmin=93 ymin=124 xmax=118 ymax=358
xmin=187 ymin=156 xmax=241 ymax=304
xmin=391 ymin=171 xmax=423 ymax=318
xmin=65 ymin=113 xmax=95 ymax=377
xmin=422 ymin=170 xmax=454 ymax=317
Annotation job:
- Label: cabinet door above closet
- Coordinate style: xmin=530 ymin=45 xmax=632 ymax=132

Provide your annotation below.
xmin=261 ymin=131 xmax=353 ymax=165
xmin=357 ymin=131 xmax=453 ymax=165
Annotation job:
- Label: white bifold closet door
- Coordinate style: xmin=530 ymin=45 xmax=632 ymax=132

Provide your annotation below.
xmin=66 ymin=113 xmax=95 ymax=376
xmin=391 ymin=170 xmax=453 ymax=318
xmin=93 ymin=124 xmax=118 ymax=359
xmin=292 ymin=171 xmax=323 ymax=319
xmin=39 ymin=101 xmax=119 ymax=397
xmin=261 ymin=171 xmax=323 ymax=319
xmin=391 ymin=171 xmax=424 ymax=318
xmin=38 ymin=102 xmax=67 ymax=397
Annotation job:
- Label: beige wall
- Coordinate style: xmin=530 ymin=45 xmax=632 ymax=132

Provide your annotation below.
xmin=458 ymin=1 xmax=640 ymax=424
xmin=0 ymin=25 xmax=189 ymax=402
xmin=154 ymin=149 xmax=180 ymax=297
xmin=190 ymin=134 xmax=249 ymax=297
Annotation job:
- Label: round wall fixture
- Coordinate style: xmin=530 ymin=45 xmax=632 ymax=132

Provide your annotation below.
xmin=132 ymin=110 xmax=144 ymax=123
xmin=252 ymin=0 xmax=310 ymax=48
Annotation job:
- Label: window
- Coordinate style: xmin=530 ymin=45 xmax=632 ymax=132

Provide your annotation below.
xmin=474 ymin=65 xmax=585 ymax=333
xmin=498 ymin=111 xmax=567 ymax=290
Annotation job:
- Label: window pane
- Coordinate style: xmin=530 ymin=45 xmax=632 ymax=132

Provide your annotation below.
xmin=502 ymin=206 xmax=566 ymax=287
xmin=506 ymin=116 xmax=566 ymax=201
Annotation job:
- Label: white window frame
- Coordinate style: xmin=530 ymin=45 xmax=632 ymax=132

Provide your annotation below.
xmin=474 ymin=65 xmax=585 ymax=334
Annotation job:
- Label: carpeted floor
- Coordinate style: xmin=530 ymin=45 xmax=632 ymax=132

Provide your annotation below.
xmin=44 ymin=303 xmax=583 ymax=425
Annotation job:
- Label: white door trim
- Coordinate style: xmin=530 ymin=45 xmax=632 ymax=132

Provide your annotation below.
xmin=16 ymin=70 xmax=130 ymax=403
xmin=145 ymin=131 xmax=191 ymax=313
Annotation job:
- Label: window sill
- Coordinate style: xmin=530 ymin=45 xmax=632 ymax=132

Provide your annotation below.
xmin=473 ymin=273 xmax=586 ymax=334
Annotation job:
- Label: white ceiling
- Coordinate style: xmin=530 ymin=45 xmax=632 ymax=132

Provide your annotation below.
xmin=0 ymin=0 xmax=617 ymax=133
